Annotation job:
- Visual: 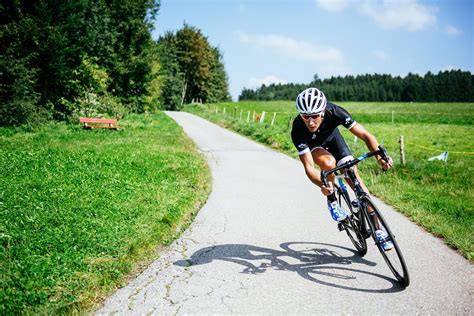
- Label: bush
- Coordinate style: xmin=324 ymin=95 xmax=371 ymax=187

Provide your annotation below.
xmin=65 ymin=57 xmax=127 ymax=120
xmin=0 ymin=55 xmax=42 ymax=126
xmin=68 ymin=93 xmax=126 ymax=120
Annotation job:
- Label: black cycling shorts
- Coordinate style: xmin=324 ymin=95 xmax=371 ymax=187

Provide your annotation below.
xmin=309 ymin=129 xmax=353 ymax=165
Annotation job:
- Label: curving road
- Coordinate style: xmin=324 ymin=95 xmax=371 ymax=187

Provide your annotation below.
xmin=97 ymin=111 xmax=472 ymax=314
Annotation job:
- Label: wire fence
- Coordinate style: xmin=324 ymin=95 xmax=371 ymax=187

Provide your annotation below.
xmin=200 ymin=104 xmax=474 ymax=161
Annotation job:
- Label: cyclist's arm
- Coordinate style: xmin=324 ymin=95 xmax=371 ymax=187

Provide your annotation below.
xmin=349 ymin=123 xmax=393 ymax=169
xmin=348 ymin=123 xmax=379 ymax=152
xmin=299 ymin=152 xmax=323 ymax=187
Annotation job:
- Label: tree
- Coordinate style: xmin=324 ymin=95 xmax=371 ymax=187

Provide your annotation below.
xmin=155 ymin=34 xmax=184 ymax=110
xmin=0 ymin=2 xmax=40 ymax=125
xmin=206 ymin=47 xmax=231 ymax=103
xmin=105 ymin=0 xmax=160 ymax=112
xmin=156 ymin=24 xmax=230 ymax=108
xmin=0 ymin=0 xmax=161 ymax=125
xmin=238 ymin=71 xmax=474 ymax=102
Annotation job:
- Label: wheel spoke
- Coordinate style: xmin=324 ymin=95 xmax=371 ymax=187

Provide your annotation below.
xmin=338 ymin=190 xmax=367 ymax=256
xmin=363 ymin=197 xmax=410 ymax=287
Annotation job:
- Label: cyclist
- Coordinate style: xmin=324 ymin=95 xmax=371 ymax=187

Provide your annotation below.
xmin=291 ymin=87 xmax=394 ymax=250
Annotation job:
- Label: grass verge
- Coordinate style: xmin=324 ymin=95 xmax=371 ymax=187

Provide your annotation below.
xmin=0 ymin=112 xmax=211 ymax=314
xmin=185 ymin=101 xmax=473 ymax=260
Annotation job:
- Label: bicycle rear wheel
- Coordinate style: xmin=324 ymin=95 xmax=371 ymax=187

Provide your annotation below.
xmin=338 ymin=189 xmax=367 ymax=256
xmin=362 ymin=196 xmax=410 ymax=286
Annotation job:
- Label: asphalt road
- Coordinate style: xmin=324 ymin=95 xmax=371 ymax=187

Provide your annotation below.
xmin=97 ymin=111 xmax=472 ymax=315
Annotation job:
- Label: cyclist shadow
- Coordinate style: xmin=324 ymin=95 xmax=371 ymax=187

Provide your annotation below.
xmin=174 ymin=242 xmax=405 ymax=293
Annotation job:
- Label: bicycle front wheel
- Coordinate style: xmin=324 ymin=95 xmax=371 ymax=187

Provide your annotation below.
xmin=362 ymin=196 xmax=410 ymax=287
xmin=338 ymin=189 xmax=367 ymax=256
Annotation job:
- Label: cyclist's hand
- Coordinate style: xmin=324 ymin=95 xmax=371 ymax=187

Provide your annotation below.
xmin=321 ymin=181 xmax=334 ymax=196
xmin=378 ymin=155 xmax=393 ymax=170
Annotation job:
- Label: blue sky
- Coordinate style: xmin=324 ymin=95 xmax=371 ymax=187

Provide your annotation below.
xmin=152 ymin=0 xmax=473 ymax=100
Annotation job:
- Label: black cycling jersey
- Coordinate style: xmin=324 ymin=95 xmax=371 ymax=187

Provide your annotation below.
xmin=291 ymin=102 xmax=357 ymax=162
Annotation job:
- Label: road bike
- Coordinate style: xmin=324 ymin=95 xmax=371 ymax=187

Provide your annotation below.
xmin=321 ymin=145 xmax=410 ymax=287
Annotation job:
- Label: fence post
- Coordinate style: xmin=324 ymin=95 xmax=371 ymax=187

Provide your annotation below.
xmin=260 ymin=111 xmax=266 ymax=124
xmin=287 ymin=116 xmax=293 ymax=130
xmin=223 ymin=107 xmax=226 ymax=115
xmin=215 ymin=106 xmax=218 ymax=114
xmin=247 ymin=111 xmax=250 ymax=122
xmin=399 ymin=135 xmax=405 ymax=165
xmin=271 ymin=112 xmax=277 ymax=126
xmin=392 ymin=110 xmax=395 ymax=123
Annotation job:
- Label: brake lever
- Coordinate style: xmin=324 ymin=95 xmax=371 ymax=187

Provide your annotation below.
xmin=378 ymin=145 xmax=392 ymax=171
xmin=378 ymin=145 xmax=389 ymax=163
xmin=320 ymin=171 xmax=327 ymax=187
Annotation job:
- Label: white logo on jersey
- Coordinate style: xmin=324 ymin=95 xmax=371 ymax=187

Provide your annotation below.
xmin=298 ymin=144 xmax=306 ymax=149
xmin=345 ymin=117 xmax=351 ymax=124
xmin=312 ymin=134 xmax=317 ymax=139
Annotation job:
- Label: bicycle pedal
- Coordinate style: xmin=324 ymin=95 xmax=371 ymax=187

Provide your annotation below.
xmin=337 ymin=222 xmax=345 ymax=231
xmin=363 ymin=229 xmax=372 ymax=239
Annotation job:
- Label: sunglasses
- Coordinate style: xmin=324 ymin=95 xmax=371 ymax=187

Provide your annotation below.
xmin=301 ymin=113 xmax=324 ymax=121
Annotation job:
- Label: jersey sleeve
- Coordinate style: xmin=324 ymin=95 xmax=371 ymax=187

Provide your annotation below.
xmin=333 ymin=104 xmax=356 ymax=129
xmin=291 ymin=119 xmax=310 ymax=155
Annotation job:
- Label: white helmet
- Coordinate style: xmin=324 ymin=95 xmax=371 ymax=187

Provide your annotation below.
xmin=295 ymin=87 xmax=327 ymax=114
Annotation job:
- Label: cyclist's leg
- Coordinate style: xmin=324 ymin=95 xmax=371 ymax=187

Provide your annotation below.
xmin=311 ymin=147 xmax=350 ymax=221
xmin=310 ymin=146 xmax=337 ymax=190
xmin=345 ymin=165 xmax=370 ymax=195
xmin=323 ymin=131 xmax=373 ymax=204
xmin=322 ymin=132 xmax=384 ymax=231
xmin=311 ymin=147 xmax=336 ymax=173
xmin=314 ymin=131 xmax=350 ymax=206
xmin=323 ymin=130 xmax=354 ymax=172
xmin=344 ymin=166 xmax=382 ymax=229
xmin=339 ymin=157 xmax=383 ymax=229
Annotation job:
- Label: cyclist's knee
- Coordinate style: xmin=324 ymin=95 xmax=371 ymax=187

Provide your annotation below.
xmin=318 ymin=155 xmax=336 ymax=170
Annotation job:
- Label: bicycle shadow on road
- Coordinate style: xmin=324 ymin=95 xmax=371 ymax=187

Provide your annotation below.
xmin=174 ymin=242 xmax=405 ymax=293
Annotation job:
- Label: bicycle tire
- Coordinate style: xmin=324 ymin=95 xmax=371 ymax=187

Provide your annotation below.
xmin=362 ymin=196 xmax=410 ymax=286
xmin=338 ymin=189 xmax=367 ymax=256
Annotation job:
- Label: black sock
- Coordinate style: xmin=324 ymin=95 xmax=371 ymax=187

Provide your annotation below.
xmin=327 ymin=193 xmax=337 ymax=203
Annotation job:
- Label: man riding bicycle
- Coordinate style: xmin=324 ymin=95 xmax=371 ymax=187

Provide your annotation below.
xmin=291 ymin=87 xmax=394 ymax=250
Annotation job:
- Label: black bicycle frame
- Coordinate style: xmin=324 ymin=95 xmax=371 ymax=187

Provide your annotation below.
xmin=320 ymin=145 xmax=388 ymax=188
xmin=321 ymin=145 xmax=389 ymax=237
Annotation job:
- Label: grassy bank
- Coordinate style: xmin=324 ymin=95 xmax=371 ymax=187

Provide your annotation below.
xmin=0 ymin=112 xmax=211 ymax=314
xmin=185 ymin=101 xmax=473 ymax=260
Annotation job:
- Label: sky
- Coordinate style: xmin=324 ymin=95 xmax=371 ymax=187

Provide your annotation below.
xmin=151 ymin=0 xmax=473 ymax=100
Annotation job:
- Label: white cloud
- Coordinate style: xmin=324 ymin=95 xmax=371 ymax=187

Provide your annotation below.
xmin=372 ymin=49 xmax=389 ymax=61
xmin=315 ymin=0 xmax=351 ymax=12
xmin=246 ymin=75 xmax=288 ymax=89
xmin=445 ymin=25 xmax=462 ymax=36
xmin=360 ymin=0 xmax=437 ymax=31
xmin=237 ymin=32 xmax=344 ymax=64
xmin=441 ymin=65 xmax=459 ymax=72
xmin=237 ymin=31 xmax=351 ymax=78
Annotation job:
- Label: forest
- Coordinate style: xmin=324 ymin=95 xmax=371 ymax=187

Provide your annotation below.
xmin=2 ymin=1 xmax=472 ymax=127
xmin=0 ymin=0 xmax=230 ymax=126
xmin=239 ymin=71 xmax=474 ymax=102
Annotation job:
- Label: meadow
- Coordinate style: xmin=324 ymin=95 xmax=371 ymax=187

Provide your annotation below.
xmin=185 ymin=101 xmax=474 ymax=260
xmin=0 ymin=113 xmax=211 ymax=314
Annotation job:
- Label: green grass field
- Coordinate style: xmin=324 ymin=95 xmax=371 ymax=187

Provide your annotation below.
xmin=0 ymin=113 xmax=211 ymax=314
xmin=185 ymin=101 xmax=474 ymax=260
